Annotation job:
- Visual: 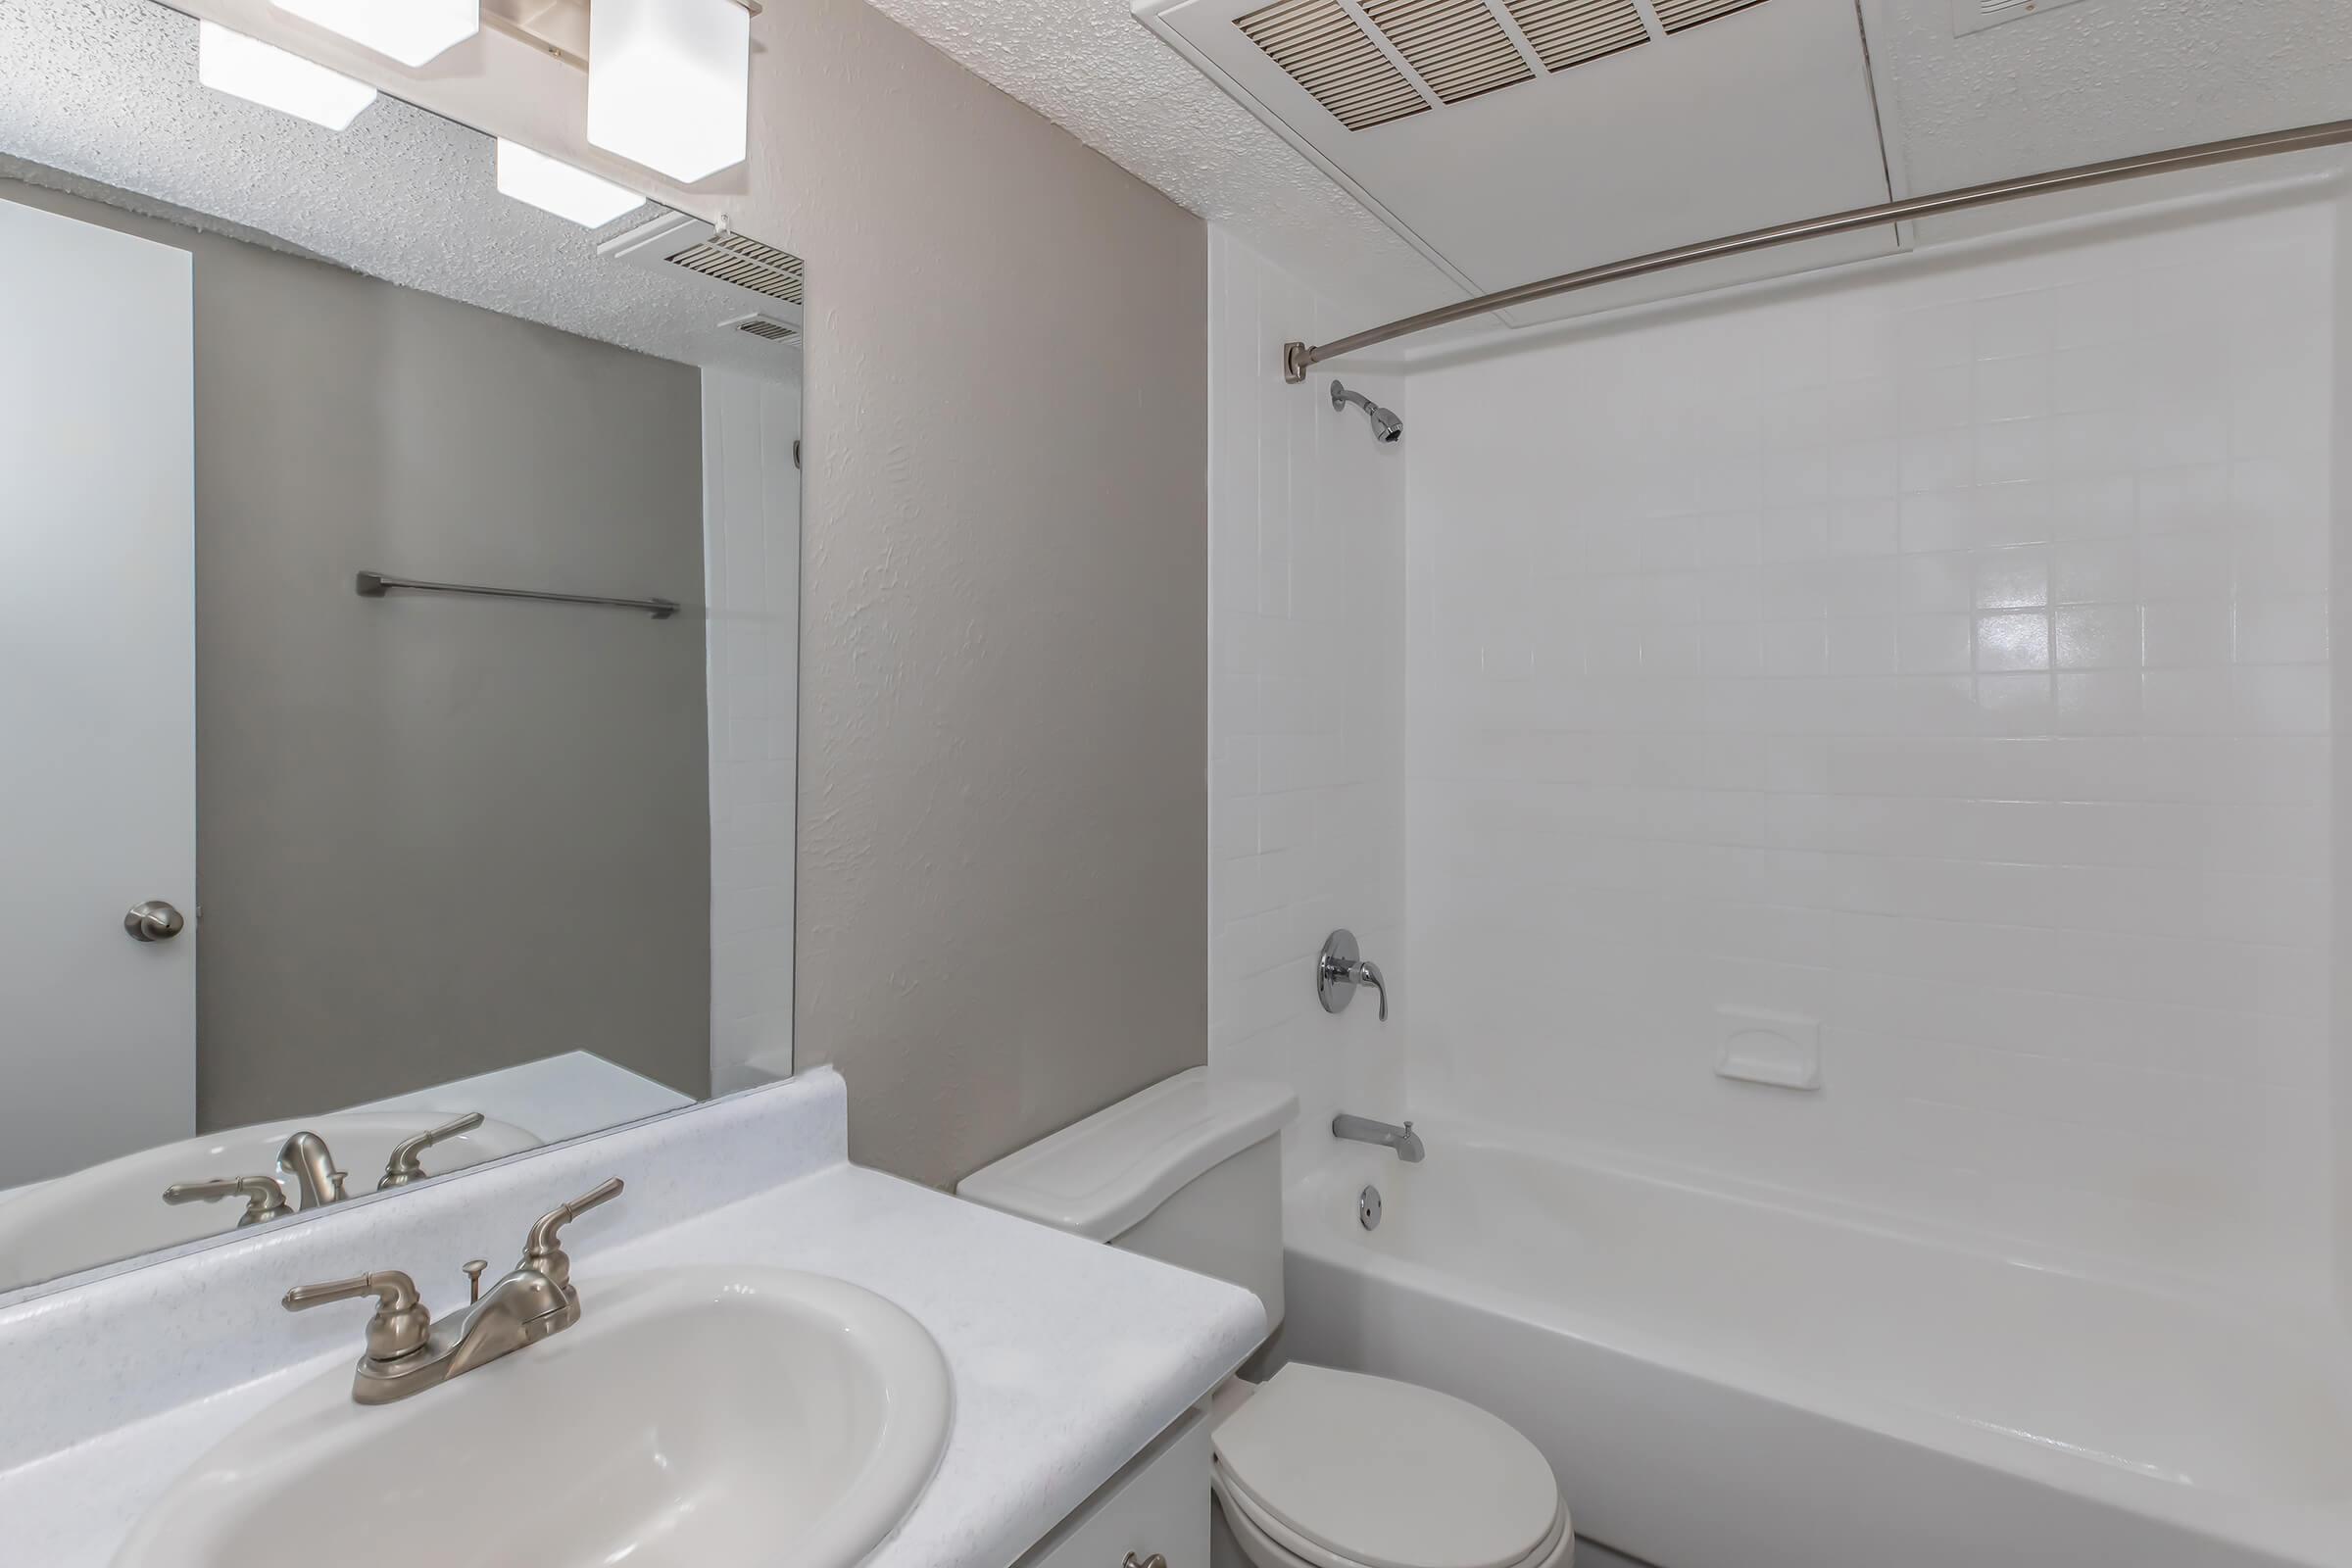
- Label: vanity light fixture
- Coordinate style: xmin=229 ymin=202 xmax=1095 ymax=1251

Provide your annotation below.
xmin=197 ymin=21 xmax=377 ymax=131
xmin=586 ymin=0 xmax=754 ymax=184
xmin=495 ymin=140 xmax=647 ymax=228
xmin=270 ymin=0 xmax=479 ymax=69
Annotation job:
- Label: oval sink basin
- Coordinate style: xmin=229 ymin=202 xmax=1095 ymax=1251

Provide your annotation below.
xmin=0 ymin=1110 xmax=541 ymax=1293
xmin=114 ymin=1267 xmax=953 ymax=1568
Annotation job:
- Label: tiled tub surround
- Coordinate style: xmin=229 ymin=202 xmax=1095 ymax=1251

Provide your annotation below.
xmin=1403 ymin=190 xmax=2336 ymax=1300
xmin=1208 ymin=229 xmax=1412 ymax=1166
xmin=0 ymin=1069 xmax=1264 ymax=1567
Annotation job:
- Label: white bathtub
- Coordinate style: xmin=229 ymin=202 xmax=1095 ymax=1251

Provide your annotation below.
xmin=1276 ymin=1124 xmax=2352 ymax=1568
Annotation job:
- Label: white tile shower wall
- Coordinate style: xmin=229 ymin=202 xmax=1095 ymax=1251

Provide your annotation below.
xmin=1208 ymin=229 xmax=1409 ymax=1166
xmin=1406 ymin=195 xmax=2335 ymax=1299
xmin=703 ymin=369 xmax=803 ymax=1095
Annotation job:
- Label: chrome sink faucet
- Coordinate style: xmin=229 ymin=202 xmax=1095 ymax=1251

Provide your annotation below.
xmin=283 ymin=1176 xmax=623 ymax=1405
xmin=162 ymin=1113 xmax=489 ymax=1226
xmin=1333 ymin=1114 xmax=1424 ymax=1163
xmin=277 ymin=1131 xmax=349 ymax=1209
xmin=281 ymin=1112 xmax=489 ymax=1204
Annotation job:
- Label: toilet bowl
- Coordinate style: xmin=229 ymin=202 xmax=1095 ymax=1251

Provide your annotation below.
xmin=1210 ymin=1363 xmax=1573 ymax=1568
xmin=957 ymin=1070 xmax=1572 ymax=1568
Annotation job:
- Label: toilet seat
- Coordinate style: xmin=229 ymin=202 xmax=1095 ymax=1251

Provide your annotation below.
xmin=1211 ymin=1363 xmax=1569 ymax=1568
xmin=1216 ymin=1468 xmax=1573 ymax=1568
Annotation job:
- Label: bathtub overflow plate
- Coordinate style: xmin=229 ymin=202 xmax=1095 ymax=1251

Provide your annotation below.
xmin=1358 ymin=1184 xmax=1382 ymax=1231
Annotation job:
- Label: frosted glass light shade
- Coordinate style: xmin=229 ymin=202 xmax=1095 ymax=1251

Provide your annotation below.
xmin=197 ymin=22 xmax=376 ymax=131
xmin=496 ymin=140 xmax=647 ymax=228
xmin=586 ymin=0 xmax=750 ymax=183
xmin=270 ymin=0 xmax=478 ymax=69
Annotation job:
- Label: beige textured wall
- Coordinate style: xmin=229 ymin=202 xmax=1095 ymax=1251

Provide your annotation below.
xmin=758 ymin=0 xmax=1208 ymax=1187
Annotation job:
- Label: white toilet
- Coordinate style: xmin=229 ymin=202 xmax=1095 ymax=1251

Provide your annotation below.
xmin=959 ymin=1069 xmax=1573 ymax=1568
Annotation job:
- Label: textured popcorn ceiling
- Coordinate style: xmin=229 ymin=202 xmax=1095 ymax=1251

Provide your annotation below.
xmin=0 ymin=0 xmax=792 ymax=377
xmin=1866 ymin=0 xmax=2352 ymax=197
xmin=861 ymin=0 xmax=2352 ymax=339
xmin=857 ymin=0 xmax=1466 ymax=323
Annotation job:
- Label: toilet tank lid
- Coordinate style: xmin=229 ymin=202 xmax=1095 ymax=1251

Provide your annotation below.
xmin=956 ymin=1069 xmax=1298 ymax=1242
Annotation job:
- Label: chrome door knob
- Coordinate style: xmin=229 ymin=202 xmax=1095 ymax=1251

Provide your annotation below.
xmin=123 ymin=900 xmax=185 ymax=943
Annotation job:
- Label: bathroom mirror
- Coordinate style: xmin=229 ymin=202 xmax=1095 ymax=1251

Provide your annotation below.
xmin=0 ymin=0 xmax=802 ymax=1299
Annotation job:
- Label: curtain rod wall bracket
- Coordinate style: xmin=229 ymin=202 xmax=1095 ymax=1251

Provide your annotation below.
xmin=1282 ymin=116 xmax=2352 ymax=384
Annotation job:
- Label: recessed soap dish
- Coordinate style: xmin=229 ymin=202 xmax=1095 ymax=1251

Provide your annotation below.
xmin=1714 ymin=1005 xmax=1822 ymax=1091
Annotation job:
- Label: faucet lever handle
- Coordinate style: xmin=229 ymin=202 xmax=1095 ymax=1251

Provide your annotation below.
xmin=1356 ymin=958 xmax=1390 ymax=1022
xmin=163 ymin=1174 xmax=292 ymax=1226
xmin=377 ymin=1111 xmax=487 ymax=1190
xmin=282 ymin=1270 xmax=431 ymax=1362
xmin=521 ymin=1177 xmax=624 ymax=1287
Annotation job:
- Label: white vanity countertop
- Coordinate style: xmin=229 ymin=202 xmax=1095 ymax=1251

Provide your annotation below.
xmin=0 ymin=1072 xmax=1265 ymax=1568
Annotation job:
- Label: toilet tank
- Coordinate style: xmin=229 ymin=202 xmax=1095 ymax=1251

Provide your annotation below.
xmin=957 ymin=1069 xmax=1298 ymax=1334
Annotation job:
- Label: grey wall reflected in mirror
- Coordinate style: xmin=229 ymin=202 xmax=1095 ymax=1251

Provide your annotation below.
xmin=0 ymin=0 xmax=801 ymax=1299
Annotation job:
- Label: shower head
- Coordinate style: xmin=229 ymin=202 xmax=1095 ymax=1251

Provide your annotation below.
xmin=1331 ymin=380 xmax=1402 ymax=445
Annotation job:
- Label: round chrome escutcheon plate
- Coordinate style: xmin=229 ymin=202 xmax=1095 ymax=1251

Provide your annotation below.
xmin=1358 ymin=1184 xmax=1383 ymax=1231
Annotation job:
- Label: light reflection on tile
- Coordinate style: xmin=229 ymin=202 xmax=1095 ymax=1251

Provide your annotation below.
xmin=1975 ymin=612 xmax=2052 ymax=672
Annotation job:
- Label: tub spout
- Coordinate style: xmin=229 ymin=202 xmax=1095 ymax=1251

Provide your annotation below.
xmin=1334 ymin=1114 xmax=1423 ymax=1163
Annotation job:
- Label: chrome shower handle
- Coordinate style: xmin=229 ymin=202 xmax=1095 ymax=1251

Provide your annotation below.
xmin=1317 ymin=930 xmax=1390 ymax=1022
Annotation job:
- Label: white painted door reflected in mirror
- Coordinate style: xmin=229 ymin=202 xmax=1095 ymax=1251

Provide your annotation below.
xmin=0 ymin=195 xmax=195 ymax=1190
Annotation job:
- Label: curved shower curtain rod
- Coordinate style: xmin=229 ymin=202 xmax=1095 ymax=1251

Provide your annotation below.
xmin=1280 ymin=117 xmax=2352 ymax=384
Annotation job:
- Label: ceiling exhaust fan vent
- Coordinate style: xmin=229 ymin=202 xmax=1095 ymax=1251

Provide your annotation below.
xmin=1650 ymin=0 xmax=1770 ymax=32
xmin=664 ymin=230 xmax=805 ymax=305
xmin=1235 ymin=0 xmax=1430 ymax=131
xmin=730 ymin=314 xmax=799 ymax=343
xmin=1502 ymin=0 xmax=1647 ymax=73
xmin=1239 ymin=0 xmax=1754 ymax=130
xmin=1360 ymin=0 xmax=1530 ymax=106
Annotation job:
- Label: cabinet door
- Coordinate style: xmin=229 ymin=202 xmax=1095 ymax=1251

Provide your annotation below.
xmin=1018 ymin=1410 xmax=1208 ymax=1568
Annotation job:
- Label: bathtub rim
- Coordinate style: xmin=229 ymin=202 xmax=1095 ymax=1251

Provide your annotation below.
xmin=1280 ymin=1114 xmax=2352 ymax=1568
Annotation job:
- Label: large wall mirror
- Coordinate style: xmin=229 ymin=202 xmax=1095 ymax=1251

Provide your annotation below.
xmin=0 ymin=0 xmax=801 ymax=1299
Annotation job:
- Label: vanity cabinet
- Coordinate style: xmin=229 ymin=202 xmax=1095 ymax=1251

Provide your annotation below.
xmin=1016 ymin=1410 xmax=1208 ymax=1568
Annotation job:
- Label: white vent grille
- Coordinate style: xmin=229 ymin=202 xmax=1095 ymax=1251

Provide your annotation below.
xmin=1237 ymin=0 xmax=1429 ymax=131
xmin=1650 ymin=0 xmax=1770 ymax=32
xmin=665 ymin=230 xmax=806 ymax=305
xmin=1360 ymin=0 xmax=1531 ymax=105
xmin=1239 ymin=0 xmax=1774 ymax=130
xmin=731 ymin=315 xmax=799 ymax=343
xmin=1502 ymin=0 xmax=1646 ymax=72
